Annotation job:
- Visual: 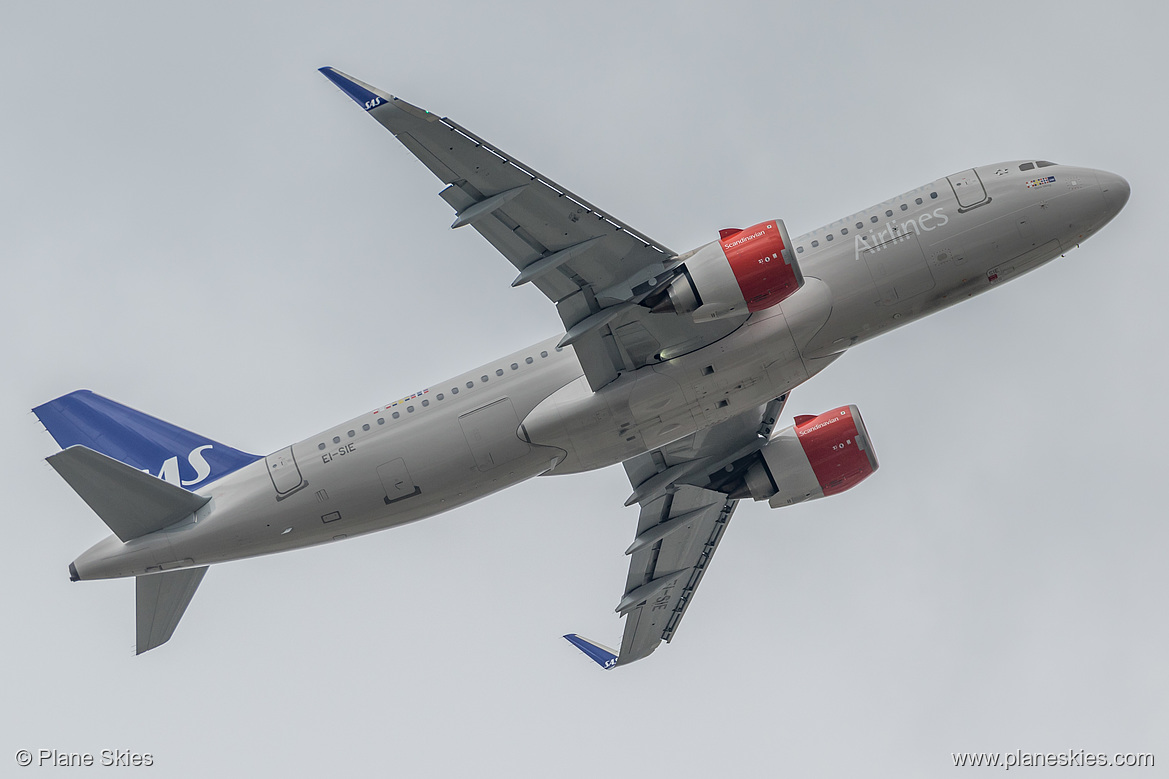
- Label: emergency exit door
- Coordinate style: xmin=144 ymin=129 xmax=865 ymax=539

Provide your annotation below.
xmin=458 ymin=398 xmax=530 ymax=471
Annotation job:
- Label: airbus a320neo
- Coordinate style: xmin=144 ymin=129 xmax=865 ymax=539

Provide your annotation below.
xmin=35 ymin=68 xmax=1129 ymax=666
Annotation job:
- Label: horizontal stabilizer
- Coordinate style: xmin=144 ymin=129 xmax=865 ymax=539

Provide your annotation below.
xmin=47 ymin=446 xmax=210 ymax=542
xmin=136 ymin=566 xmax=208 ymax=654
xmin=563 ymin=634 xmax=618 ymax=670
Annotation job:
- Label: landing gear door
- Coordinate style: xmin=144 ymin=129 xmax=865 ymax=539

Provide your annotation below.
xmin=266 ymin=446 xmax=307 ymax=500
xmin=948 ymin=169 xmax=990 ymax=210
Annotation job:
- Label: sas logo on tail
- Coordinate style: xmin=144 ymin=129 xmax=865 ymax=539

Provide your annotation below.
xmin=154 ymin=445 xmax=214 ymax=487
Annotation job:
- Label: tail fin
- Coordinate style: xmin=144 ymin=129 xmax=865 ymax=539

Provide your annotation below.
xmin=34 ymin=390 xmax=260 ymax=490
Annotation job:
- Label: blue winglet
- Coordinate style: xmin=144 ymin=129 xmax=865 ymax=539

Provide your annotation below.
xmin=319 ymin=67 xmax=387 ymax=112
xmin=563 ymin=634 xmax=618 ymax=669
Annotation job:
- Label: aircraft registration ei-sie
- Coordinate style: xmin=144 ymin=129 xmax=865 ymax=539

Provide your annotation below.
xmin=34 ymin=68 xmax=1130 ymax=666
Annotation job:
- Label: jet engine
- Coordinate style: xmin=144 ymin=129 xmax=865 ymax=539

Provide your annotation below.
xmin=646 ymin=220 xmax=802 ymax=320
xmin=733 ymin=405 xmax=879 ymax=506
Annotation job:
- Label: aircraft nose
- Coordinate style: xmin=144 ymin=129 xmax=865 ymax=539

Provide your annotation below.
xmin=1100 ymin=171 xmax=1130 ymax=215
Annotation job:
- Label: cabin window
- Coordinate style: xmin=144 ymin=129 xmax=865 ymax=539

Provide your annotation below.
xmin=377 ymin=417 xmax=385 ymax=425
xmin=496 ymin=369 xmax=503 ymax=377
xmin=407 ymin=406 xmax=414 ymax=413
xmin=871 ymin=215 xmax=878 ymax=223
xmin=841 ymin=227 xmax=848 ymax=235
xmin=930 ymin=191 xmax=938 ymax=198
xmin=826 ymin=234 xmax=833 ymax=241
xmin=318 ymin=443 xmax=326 ymax=450
xmin=392 ymin=412 xmax=400 ymax=419
xmin=796 ymin=246 xmax=804 ymax=253
xmin=347 ymin=430 xmax=355 ymax=438
xmin=856 ymin=221 xmax=863 ymax=229
xmin=452 ymin=387 xmax=459 ymax=394
xmin=481 ymin=375 xmax=489 ymax=383
xmin=437 ymin=393 xmax=444 ymax=400
xmin=885 ymin=209 xmax=893 ymax=217
xmin=511 ymin=363 xmax=518 ymax=371
xmin=362 ymin=424 xmax=370 ymax=431
xmin=811 ymin=240 xmax=819 ymax=247
xmin=525 ymin=357 xmax=533 ymax=364
xmin=915 ymin=197 xmax=923 ymax=205
xmin=540 ymin=350 xmax=548 ymax=358
xmin=900 ymin=203 xmax=908 ymax=211
xmin=466 ymin=381 xmax=474 ymax=388
xmin=333 ymin=436 xmax=340 ymax=444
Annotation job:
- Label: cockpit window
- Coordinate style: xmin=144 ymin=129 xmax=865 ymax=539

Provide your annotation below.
xmin=1035 ymin=160 xmax=1057 ymax=168
xmin=1019 ymin=162 xmax=1035 ymax=171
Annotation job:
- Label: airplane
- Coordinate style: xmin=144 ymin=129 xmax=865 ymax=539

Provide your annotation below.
xmin=34 ymin=67 xmax=1129 ymax=665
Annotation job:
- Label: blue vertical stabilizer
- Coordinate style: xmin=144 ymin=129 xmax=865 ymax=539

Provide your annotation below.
xmin=34 ymin=390 xmax=260 ymax=490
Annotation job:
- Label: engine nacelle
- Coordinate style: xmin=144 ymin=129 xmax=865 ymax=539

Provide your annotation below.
xmin=650 ymin=220 xmax=802 ymax=320
xmin=738 ymin=405 xmax=879 ymax=507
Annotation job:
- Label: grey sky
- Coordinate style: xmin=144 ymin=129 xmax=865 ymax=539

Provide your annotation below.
xmin=3 ymin=1 xmax=1165 ymax=776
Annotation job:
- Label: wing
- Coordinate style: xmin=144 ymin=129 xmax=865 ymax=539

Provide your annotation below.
xmin=606 ymin=395 xmax=789 ymax=666
xmin=320 ymin=68 xmax=743 ymax=390
xmin=615 ymin=484 xmax=737 ymax=665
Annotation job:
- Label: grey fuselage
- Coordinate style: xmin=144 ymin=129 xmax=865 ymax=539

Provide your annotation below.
xmin=71 ymin=162 xmax=1128 ymax=580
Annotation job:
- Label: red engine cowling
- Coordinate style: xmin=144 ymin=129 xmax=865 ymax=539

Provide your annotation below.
xmin=651 ymin=220 xmax=803 ymax=320
xmin=740 ymin=405 xmax=879 ymax=507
